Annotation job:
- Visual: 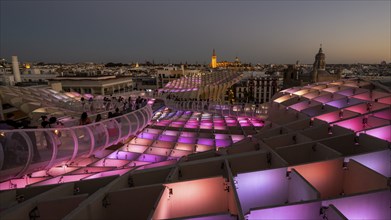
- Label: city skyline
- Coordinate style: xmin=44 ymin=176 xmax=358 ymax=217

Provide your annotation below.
xmin=0 ymin=1 xmax=390 ymax=64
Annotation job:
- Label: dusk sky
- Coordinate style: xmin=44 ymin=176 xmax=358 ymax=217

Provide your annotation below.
xmin=0 ymin=1 xmax=390 ymax=64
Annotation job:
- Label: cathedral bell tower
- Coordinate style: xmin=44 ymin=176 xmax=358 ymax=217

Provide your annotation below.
xmin=211 ymin=49 xmax=217 ymax=69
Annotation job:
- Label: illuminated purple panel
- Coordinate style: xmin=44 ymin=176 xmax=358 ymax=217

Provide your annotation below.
xmin=84 ymin=168 xmax=132 ymax=180
xmin=322 ymin=190 xmax=390 ymax=220
xmin=326 ymin=98 xmax=363 ymax=109
xmin=346 ymin=150 xmax=390 ymax=177
xmin=336 ymin=88 xmax=366 ymax=97
xmin=137 ymin=132 xmax=157 ymax=140
xmin=247 ymin=201 xmax=322 ymax=220
xmin=215 ymin=134 xmax=229 ymax=139
xmin=158 ymin=135 xmax=178 ymax=142
xmin=235 ymin=168 xmax=289 ymax=214
xmin=178 ymin=137 xmax=197 ymax=144
xmin=372 ymin=109 xmax=391 ymax=120
xmin=313 ymin=93 xmax=344 ymax=104
xmin=137 ymin=154 xmax=167 ymax=163
xmin=362 ymin=125 xmax=391 ymax=142
xmin=197 ymin=138 xmax=215 ymax=146
xmin=215 ymin=139 xmax=232 ymax=147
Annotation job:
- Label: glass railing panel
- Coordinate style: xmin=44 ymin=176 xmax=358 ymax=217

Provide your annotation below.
xmin=126 ymin=113 xmax=139 ymax=136
xmin=0 ymin=131 xmax=31 ymax=181
xmin=102 ymin=119 xmax=120 ymax=146
xmin=73 ymin=126 xmax=93 ymax=156
xmin=52 ymin=129 xmax=76 ymax=163
xmin=89 ymin=123 xmax=108 ymax=151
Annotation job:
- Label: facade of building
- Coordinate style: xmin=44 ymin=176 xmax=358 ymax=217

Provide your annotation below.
xmin=48 ymin=75 xmax=133 ymax=95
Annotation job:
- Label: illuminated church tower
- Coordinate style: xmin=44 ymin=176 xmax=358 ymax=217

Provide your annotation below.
xmin=211 ymin=49 xmax=217 ymax=69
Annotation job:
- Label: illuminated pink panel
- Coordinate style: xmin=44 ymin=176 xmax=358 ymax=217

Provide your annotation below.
xmin=153 ymin=177 xmax=230 ymax=219
xmin=107 ymin=151 xmax=140 ymax=160
xmin=235 ymin=168 xmax=288 ymax=214
xmin=352 ymin=91 xmax=389 ymax=102
xmin=186 ymin=213 xmax=237 ymax=220
xmin=130 ymin=138 xmax=154 ymax=146
xmin=290 ymin=100 xmax=321 ymax=112
xmin=334 ymin=116 xmax=389 ymax=132
xmin=70 ymin=157 xmax=100 ymax=167
xmin=146 ymin=147 xmax=171 ymax=156
xmin=47 ymin=166 xmax=80 ymax=176
xmin=362 ymin=125 xmax=391 ymax=142
xmin=185 ymin=124 xmax=199 ymax=129
xmin=214 ymin=125 xmax=227 ymax=130
xmin=0 ymin=177 xmax=48 ymax=190
xmin=200 ymin=125 xmax=213 ymax=129
xmin=195 ymin=144 xmax=214 ymax=152
xmin=126 ymin=161 xmax=151 ymax=168
xmin=322 ymin=190 xmax=390 ymax=220
xmin=197 ymin=138 xmax=215 ymax=146
xmin=137 ymin=160 xmax=177 ymax=170
xmin=170 ymin=123 xmax=184 ymax=128
xmin=345 ymin=102 xmax=388 ymax=114
xmin=175 ymin=143 xmax=195 ymax=151
xmin=137 ymin=154 xmax=167 ymax=163
xmin=170 ymin=149 xmax=192 ymax=158
xmin=124 ymin=144 xmax=148 ymax=153
xmin=315 ymin=110 xmax=358 ymax=123
xmin=346 ymin=150 xmax=390 ymax=177
xmin=290 ymin=159 xmax=344 ymax=198
xmin=164 ymin=130 xmax=179 ymax=136
xmin=373 ymin=109 xmax=391 ymax=120
xmin=68 ymin=167 xmax=114 ymax=175
xmin=83 ymin=168 xmax=131 ymax=180
xmin=231 ymin=135 xmax=245 ymax=142
xmin=91 ymin=159 xmax=130 ymax=168
xmin=247 ymin=201 xmax=322 ymax=220
xmin=31 ymin=174 xmax=92 ymax=186
xmin=178 ymin=137 xmax=197 ymax=144
xmin=377 ymin=96 xmax=391 ymax=104
xmin=153 ymin=140 xmax=175 ymax=149
xmin=181 ymin=131 xmax=197 ymax=137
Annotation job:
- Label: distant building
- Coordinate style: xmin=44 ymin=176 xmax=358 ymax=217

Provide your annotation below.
xmin=283 ymin=46 xmax=340 ymax=88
